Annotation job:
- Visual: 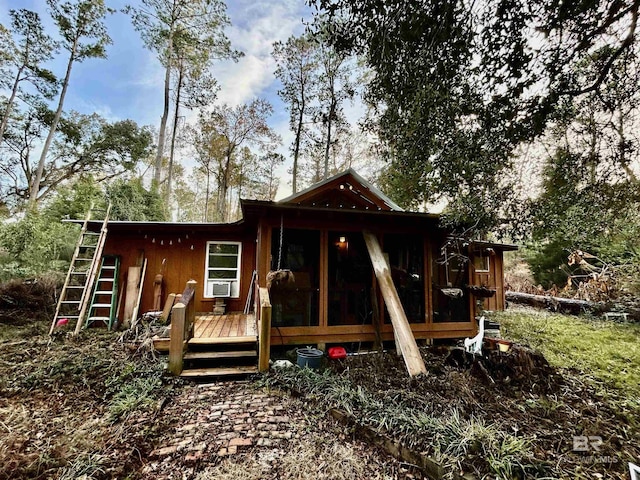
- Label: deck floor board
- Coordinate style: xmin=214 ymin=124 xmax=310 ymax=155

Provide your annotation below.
xmin=193 ymin=312 xmax=256 ymax=341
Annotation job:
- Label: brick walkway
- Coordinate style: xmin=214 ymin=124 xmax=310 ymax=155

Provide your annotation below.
xmin=140 ymin=380 xmax=425 ymax=480
xmin=141 ymin=381 xmax=306 ymax=477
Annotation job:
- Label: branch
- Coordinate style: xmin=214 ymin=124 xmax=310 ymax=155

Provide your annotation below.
xmin=563 ymin=2 xmax=639 ymax=97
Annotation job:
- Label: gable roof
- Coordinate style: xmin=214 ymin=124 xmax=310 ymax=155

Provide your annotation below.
xmin=278 ymin=169 xmax=404 ymax=212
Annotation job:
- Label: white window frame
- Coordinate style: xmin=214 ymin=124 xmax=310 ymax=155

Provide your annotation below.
xmin=204 ymin=241 xmax=242 ymax=298
xmin=473 ymin=252 xmax=490 ymax=273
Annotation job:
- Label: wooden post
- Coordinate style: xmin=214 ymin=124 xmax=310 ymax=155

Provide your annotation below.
xmin=160 ymin=293 xmax=176 ymax=323
xmin=363 ymin=231 xmax=427 ymax=377
xmin=123 ymin=266 xmax=141 ymax=328
xmin=130 ymin=258 xmax=147 ymax=325
xmin=258 ymin=287 xmax=272 ymax=373
xmin=184 ymin=280 xmax=196 ymax=340
xmin=168 ymin=302 xmax=185 ymax=375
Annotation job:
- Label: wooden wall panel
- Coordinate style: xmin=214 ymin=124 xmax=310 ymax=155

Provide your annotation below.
xmin=104 ymin=229 xmax=256 ymax=319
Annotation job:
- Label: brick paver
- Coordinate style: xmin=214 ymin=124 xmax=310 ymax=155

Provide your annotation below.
xmin=142 ymin=381 xmax=302 ymax=477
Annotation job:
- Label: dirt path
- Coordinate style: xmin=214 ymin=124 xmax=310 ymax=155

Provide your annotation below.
xmin=139 ymin=380 xmax=424 ymax=480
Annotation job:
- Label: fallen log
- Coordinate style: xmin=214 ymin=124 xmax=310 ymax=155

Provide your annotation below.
xmin=506 ymin=291 xmax=603 ymax=315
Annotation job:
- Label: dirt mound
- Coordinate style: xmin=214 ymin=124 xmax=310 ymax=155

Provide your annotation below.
xmin=446 ymin=344 xmax=557 ymax=392
xmin=0 ymin=277 xmax=58 ymax=325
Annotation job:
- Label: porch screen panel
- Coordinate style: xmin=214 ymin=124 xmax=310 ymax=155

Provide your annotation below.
xmin=328 ymin=232 xmax=373 ymax=326
xmin=383 ymin=234 xmax=425 ymax=324
xmin=269 ymin=228 xmax=320 ymax=327
xmin=431 ymin=245 xmax=470 ymax=322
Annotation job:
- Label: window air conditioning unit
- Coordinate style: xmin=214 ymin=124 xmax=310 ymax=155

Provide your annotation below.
xmin=210 ymin=281 xmax=231 ymax=297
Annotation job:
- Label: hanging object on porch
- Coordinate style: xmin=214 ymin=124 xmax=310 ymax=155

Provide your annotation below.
xmin=267 ymin=214 xmax=295 ymax=289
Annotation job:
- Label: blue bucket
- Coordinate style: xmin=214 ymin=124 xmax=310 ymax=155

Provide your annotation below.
xmin=296 ymin=348 xmax=324 ymax=369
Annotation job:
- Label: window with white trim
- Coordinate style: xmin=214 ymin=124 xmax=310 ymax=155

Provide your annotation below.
xmin=205 ymin=241 xmax=241 ymax=298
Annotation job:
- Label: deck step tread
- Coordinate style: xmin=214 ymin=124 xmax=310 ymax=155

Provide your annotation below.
xmin=183 ymin=350 xmax=257 ymax=360
xmin=179 ymin=366 xmax=258 ymax=378
xmin=188 ymin=335 xmax=257 ymax=346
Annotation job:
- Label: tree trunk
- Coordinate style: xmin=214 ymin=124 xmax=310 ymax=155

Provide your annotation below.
xmin=154 ymin=27 xmax=174 ymax=187
xmin=292 ymin=92 xmax=305 ymax=193
xmin=324 ymin=110 xmax=332 ymax=180
xmin=204 ymin=167 xmax=211 ymax=222
xmin=29 ymin=40 xmax=77 ymax=208
xmin=167 ymin=60 xmax=184 ymax=213
xmin=505 ymin=291 xmax=601 ymax=315
xmin=0 ymin=66 xmax=25 ymax=142
xmin=217 ymin=149 xmax=233 ymax=222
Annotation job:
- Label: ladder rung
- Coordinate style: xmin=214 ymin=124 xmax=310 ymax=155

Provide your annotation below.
xmin=75 ymin=258 xmax=93 ymax=261
xmin=101 ymin=266 xmax=117 ymax=270
xmin=87 ymin=316 xmax=111 ymax=322
xmin=70 ymin=271 xmax=88 ymax=275
xmin=57 ymin=315 xmax=80 ymax=319
xmin=91 ymin=303 xmax=112 ymax=308
xmin=61 ymin=300 xmax=81 ymax=305
xmin=83 ymin=232 xmax=100 ymax=236
xmin=66 ymin=286 xmax=84 ymax=289
xmin=94 ymin=291 xmax=114 ymax=295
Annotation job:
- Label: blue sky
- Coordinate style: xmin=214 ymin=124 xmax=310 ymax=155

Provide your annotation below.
xmin=0 ymin=0 xmax=317 ymax=196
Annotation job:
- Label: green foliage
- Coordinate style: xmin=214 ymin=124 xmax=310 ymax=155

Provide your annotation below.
xmin=527 ymin=52 xmax=640 ymax=287
xmin=107 ymin=178 xmax=167 ymax=221
xmin=42 ymin=175 xmax=105 ymax=222
xmin=0 ymin=211 xmax=78 ymax=279
xmin=314 ymin=0 xmax=640 ymax=235
xmin=47 ymin=0 xmax=114 ymax=62
xmin=526 ymin=239 xmax=572 ymax=288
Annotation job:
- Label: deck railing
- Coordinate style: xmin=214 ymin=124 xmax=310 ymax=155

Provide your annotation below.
xmin=258 ymin=287 xmax=272 ymax=372
xmin=168 ymin=280 xmax=197 ymax=375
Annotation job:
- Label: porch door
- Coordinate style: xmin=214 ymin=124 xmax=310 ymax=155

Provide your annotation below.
xmin=382 ymin=234 xmax=426 ymax=324
xmin=269 ymin=228 xmax=320 ymax=327
xmin=327 ymin=232 xmax=374 ymax=326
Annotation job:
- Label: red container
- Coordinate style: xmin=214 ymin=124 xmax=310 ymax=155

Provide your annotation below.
xmin=327 ymin=346 xmax=347 ymax=359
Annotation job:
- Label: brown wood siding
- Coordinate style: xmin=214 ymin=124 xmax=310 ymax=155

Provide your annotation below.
xmin=471 ymin=251 xmax=506 ymax=315
xmin=104 ymin=229 xmax=256 ymax=318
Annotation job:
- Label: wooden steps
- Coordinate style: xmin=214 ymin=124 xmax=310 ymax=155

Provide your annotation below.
xmin=178 ymin=324 xmax=257 ymax=378
xmin=183 ymin=350 xmax=257 ymax=361
xmin=187 ymin=335 xmax=257 ymax=346
xmin=179 ymin=365 xmax=258 ymax=378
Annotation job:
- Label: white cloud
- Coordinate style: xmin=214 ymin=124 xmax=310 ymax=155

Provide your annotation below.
xmin=214 ymin=0 xmax=309 ymax=107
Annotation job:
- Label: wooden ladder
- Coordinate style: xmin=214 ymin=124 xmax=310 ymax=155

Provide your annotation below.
xmin=49 ymin=204 xmax=112 ymax=335
xmin=85 ymin=255 xmax=120 ymax=330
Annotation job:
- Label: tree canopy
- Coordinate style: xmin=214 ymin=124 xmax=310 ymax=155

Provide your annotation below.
xmin=313 ymin=0 xmax=640 ymax=235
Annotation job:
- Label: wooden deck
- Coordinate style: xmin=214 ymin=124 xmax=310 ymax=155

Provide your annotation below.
xmin=193 ymin=312 xmax=257 ymax=340
xmin=153 ymin=312 xmax=257 ymax=352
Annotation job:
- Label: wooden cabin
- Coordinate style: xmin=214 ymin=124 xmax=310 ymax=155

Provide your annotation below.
xmin=90 ymin=170 xmax=516 ymax=376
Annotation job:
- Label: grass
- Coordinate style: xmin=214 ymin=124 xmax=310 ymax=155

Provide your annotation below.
xmin=495 ymin=306 xmax=640 ymax=400
xmin=195 ymin=435 xmax=392 ymax=480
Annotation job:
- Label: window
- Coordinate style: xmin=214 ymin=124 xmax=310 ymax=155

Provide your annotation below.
xmin=473 ymin=252 xmax=490 ymax=272
xmin=205 ymin=241 xmax=241 ymax=298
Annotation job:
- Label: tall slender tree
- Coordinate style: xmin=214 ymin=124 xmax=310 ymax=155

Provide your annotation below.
xmin=125 ymin=0 xmax=239 ymax=190
xmin=165 ymin=26 xmax=230 ymax=210
xmin=314 ymin=37 xmax=355 ymax=179
xmin=29 ymin=0 xmax=113 ymax=208
xmin=0 ymin=9 xmax=58 ymax=143
xmin=273 ymin=34 xmax=318 ymax=193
